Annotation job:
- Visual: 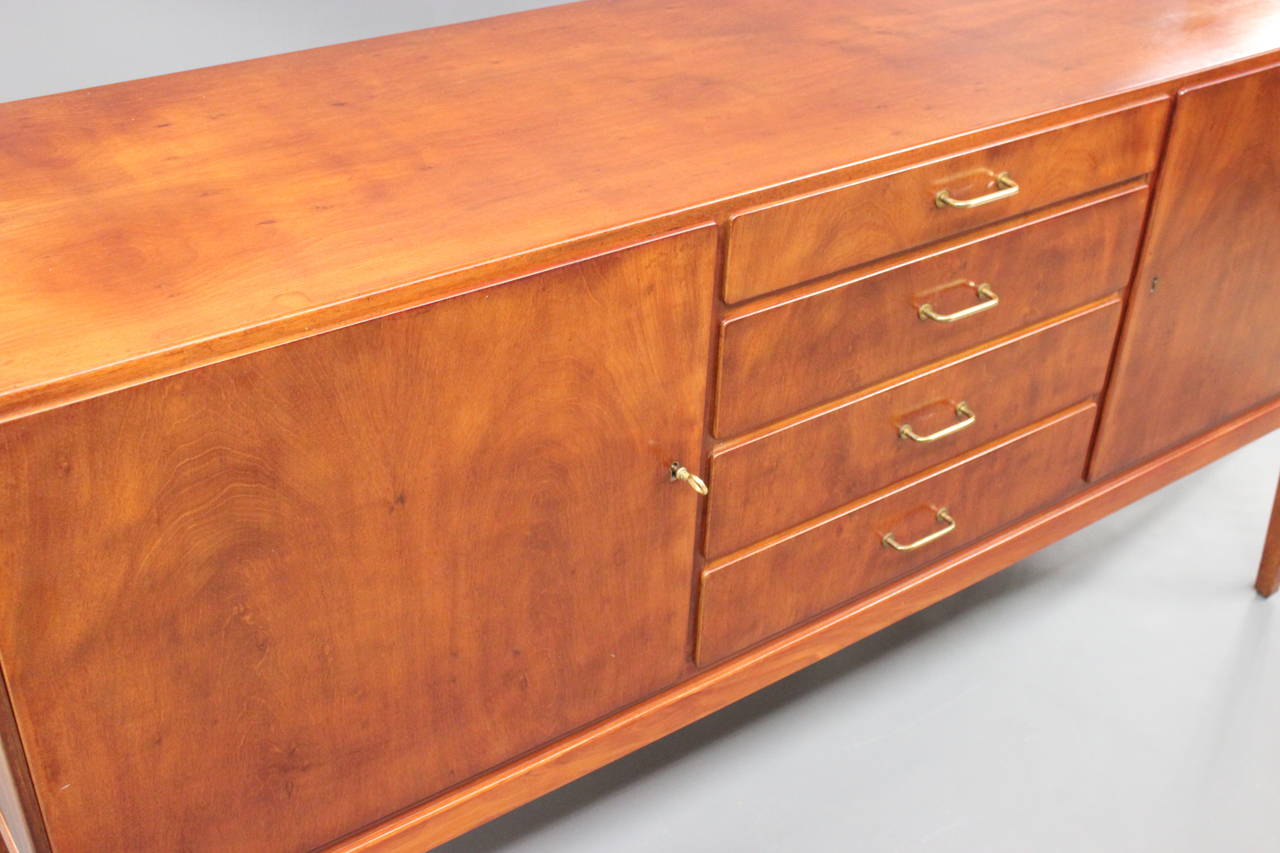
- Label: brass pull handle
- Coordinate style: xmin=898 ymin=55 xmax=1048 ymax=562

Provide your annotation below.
xmin=935 ymin=172 xmax=1020 ymax=209
xmin=882 ymin=508 xmax=956 ymax=552
xmin=918 ymin=283 xmax=999 ymax=322
xmin=899 ymin=402 xmax=976 ymax=443
xmin=670 ymin=462 xmax=708 ymax=496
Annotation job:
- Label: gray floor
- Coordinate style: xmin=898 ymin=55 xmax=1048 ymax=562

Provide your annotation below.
xmin=443 ymin=429 xmax=1280 ymax=853
xmin=8 ymin=4 xmax=1280 ymax=852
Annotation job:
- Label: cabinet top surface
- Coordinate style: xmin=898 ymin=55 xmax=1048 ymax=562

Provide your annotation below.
xmin=2 ymin=0 xmax=1278 ymax=414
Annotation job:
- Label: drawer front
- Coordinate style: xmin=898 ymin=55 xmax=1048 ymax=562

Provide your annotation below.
xmin=723 ymin=99 xmax=1167 ymax=304
xmin=697 ymin=403 xmax=1097 ymax=665
xmin=715 ymin=186 xmax=1146 ymax=437
xmin=705 ymin=300 xmax=1119 ymax=558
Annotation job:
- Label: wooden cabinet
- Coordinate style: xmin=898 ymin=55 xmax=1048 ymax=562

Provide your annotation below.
xmin=1092 ymin=64 xmax=1280 ymax=478
xmin=2 ymin=3 xmax=1280 ymax=852
xmin=0 ymin=229 xmax=715 ymax=853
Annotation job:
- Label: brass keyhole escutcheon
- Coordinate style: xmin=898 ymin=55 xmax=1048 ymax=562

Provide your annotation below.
xmin=670 ymin=462 xmax=708 ymax=496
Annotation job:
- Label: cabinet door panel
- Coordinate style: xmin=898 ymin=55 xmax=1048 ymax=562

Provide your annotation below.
xmin=1092 ymin=65 xmax=1280 ymax=478
xmin=0 ymin=227 xmax=715 ymax=853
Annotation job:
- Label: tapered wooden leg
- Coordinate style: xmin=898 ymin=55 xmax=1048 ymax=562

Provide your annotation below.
xmin=1257 ymin=472 xmax=1280 ymax=597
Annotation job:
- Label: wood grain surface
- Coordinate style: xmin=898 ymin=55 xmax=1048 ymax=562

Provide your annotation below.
xmin=1091 ymin=63 xmax=1280 ymax=478
xmin=0 ymin=228 xmax=715 ymax=853
xmin=706 ymin=300 xmax=1120 ymax=558
xmin=3 ymin=0 xmax=1279 ymax=418
xmin=698 ymin=403 xmax=1098 ymax=665
xmin=1 ymin=2 xmax=1279 ymax=851
xmin=715 ymin=185 xmax=1146 ymax=436
xmin=723 ymin=101 xmax=1165 ymax=303
xmin=328 ymin=397 xmax=1280 ymax=853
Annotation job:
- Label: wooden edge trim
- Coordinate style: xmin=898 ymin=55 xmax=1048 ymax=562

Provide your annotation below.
xmin=326 ymin=397 xmax=1280 ymax=853
xmin=0 ymin=811 xmax=19 ymax=853
xmin=0 ymin=665 xmax=49 ymax=853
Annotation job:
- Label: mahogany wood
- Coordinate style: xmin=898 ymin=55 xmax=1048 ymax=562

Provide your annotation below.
xmin=2 ymin=2 xmax=1280 ymax=851
xmin=0 ymin=228 xmax=715 ymax=853
xmin=1258 ymin=473 xmax=1280 ymax=598
xmin=722 ymin=101 xmax=1165 ymax=304
xmin=714 ymin=186 xmax=1145 ymax=437
xmin=706 ymin=300 xmax=1120 ymax=558
xmin=4 ymin=2 xmax=1280 ymax=423
xmin=319 ymin=398 xmax=1280 ymax=853
xmin=699 ymin=404 xmax=1097 ymax=665
xmin=1091 ymin=63 xmax=1280 ymax=478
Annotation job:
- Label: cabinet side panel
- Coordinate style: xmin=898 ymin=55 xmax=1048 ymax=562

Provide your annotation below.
xmin=0 ymin=227 xmax=716 ymax=853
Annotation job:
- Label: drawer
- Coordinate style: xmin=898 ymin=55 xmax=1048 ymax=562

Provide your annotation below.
xmin=704 ymin=299 xmax=1119 ymax=558
xmin=715 ymin=185 xmax=1146 ymax=437
xmin=723 ymin=98 xmax=1167 ymax=304
xmin=697 ymin=403 xmax=1097 ymax=665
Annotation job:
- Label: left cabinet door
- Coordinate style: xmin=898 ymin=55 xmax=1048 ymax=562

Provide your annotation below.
xmin=0 ymin=226 xmax=716 ymax=853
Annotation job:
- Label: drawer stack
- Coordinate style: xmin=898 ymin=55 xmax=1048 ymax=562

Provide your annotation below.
xmin=697 ymin=101 xmax=1168 ymax=665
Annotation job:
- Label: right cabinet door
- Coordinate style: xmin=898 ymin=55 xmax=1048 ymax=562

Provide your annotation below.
xmin=1092 ymin=64 xmax=1280 ymax=479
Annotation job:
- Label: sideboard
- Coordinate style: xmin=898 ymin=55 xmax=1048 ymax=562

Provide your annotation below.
xmin=2 ymin=1 xmax=1279 ymax=850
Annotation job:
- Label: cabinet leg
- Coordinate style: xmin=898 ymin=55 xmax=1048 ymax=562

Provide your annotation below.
xmin=1257 ymin=472 xmax=1280 ymax=598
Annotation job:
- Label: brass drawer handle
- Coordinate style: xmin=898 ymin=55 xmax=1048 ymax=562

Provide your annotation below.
xmin=899 ymin=401 xmax=976 ymax=443
xmin=670 ymin=462 xmax=708 ymax=496
xmin=935 ymin=172 xmax=1020 ymax=209
xmin=882 ymin=508 xmax=956 ymax=552
xmin=918 ymin=283 xmax=999 ymax=322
